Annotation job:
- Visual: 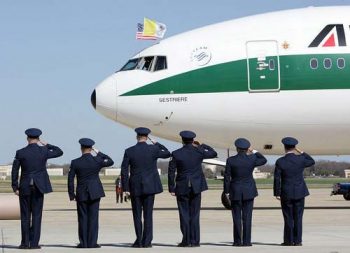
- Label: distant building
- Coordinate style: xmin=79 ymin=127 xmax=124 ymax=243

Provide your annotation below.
xmin=0 ymin=165 xmax=12 ymax=179
xmin=0 ymin=165 xmax=64 ymax=178
xmin=344 ymin=170 xmax=350 ymax=178
xmin=253 ymin=168 xmax=270 ymax=179
xmin=47 ymin=168 xmax=63 ymax=176
xmin=104 ymin=168 xmax=121 ymax=176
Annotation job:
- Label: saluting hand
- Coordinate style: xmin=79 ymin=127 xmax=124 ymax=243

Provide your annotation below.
xmin=39 ymin=140 xmax=47 ymax=146
xmin=193 ymin=141 xmax=200 ymax=147
xmin=295 ymin=148 xmax=303 ymax=154
xmin=92 ymin=147 xmax=99 ymax=154
xmin=148 ymin=137 xmax=157 ymax=144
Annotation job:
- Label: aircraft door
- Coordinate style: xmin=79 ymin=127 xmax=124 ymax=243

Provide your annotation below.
xmin=246 ymin=40 xmax=280 ymax=92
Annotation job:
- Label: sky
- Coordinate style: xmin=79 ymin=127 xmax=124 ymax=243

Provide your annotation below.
xmin=1 ymin=0 xmax=350 ymax=166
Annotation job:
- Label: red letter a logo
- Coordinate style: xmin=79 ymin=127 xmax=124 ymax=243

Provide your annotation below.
xmin=309 ymin=24 xmax=346 ymax=47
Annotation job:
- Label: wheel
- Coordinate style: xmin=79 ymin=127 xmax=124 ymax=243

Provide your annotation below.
xmin=343 ymin=193 xmax=350 ymax=200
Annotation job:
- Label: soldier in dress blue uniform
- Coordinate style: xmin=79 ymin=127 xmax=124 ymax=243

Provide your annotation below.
xmin=121 ymin=127 xmax=171 ymax=248
xmin=168 ymin=131 xmax=217 ymax=247
xmin=223 ymin=138 xmax=267 ymax=247
xmin=11 ymin=128 xmax=63 ymax=249
xmin=274 ymin=137 xmax=315 ymax=246
xmin=68 ymin=138 xmax=114 ymax=248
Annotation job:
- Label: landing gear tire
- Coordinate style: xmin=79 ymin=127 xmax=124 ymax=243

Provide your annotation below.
xmin=343 ymin=193 xmax=350 ymax=200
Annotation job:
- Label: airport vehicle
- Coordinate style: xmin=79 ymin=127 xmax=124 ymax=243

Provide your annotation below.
xmin=91 ymin=6 xmax=350 ymax=155
xmin=331 ymin=182 xmax=350 ymax=200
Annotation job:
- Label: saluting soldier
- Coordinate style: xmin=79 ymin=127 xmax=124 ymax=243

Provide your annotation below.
xmin=168 ymin=131 xmax=217 ymax=247
xmin=68 ymin=138 xmax=114 ymax=248
xmin=223 ymin=138 xmax=267 ymax=247
xmin=121 ymin=127 xmax=171 ymax=248
xmin=274 ymin=137 xmax=315 ymax=246
xmin=11 ymin=128 xmax=63 ymax=249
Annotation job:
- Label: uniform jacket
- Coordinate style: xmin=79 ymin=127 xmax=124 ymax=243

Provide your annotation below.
xmin=11 ymin=143 xmax=63 ymax=195
xmin=168 ymin=144 xmax=217 ymax=195
xmin=274 ymin=152 xmax=315 ymax=200
xmin=121 ymin=142 xmax=170 ymax=197
xmin=68 ymin=152 xmax=114 ymax=201
xmin=224 ymin=152 xmax=267 ymax=200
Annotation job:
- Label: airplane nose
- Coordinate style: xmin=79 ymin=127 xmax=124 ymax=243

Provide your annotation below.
xmin=92 ymin=75 xmax=118 ymax=121
xmin=91 ymin=89 xmax=96 ymax=109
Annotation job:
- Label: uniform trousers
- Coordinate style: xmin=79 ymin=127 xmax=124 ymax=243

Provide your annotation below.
xmin=19 ymin=185 xmax=44 ymax=247
xmin=231 ymin=198 xmax=254 ymax=245
xmin=176 ymin=189 xmax=202 ymax=246
xmin=281 ymin=197 xmax=305 ymax=245
xmin=76 ymin=198 xmax=100 ymax=248
xmin=131 ymin=194 xmax=155 ymax=247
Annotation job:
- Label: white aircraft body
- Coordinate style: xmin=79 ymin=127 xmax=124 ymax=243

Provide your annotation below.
xmin=91 ymin=6 xmax=350 ymax=155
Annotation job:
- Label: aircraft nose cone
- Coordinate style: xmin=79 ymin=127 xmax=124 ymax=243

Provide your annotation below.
xmin=91 ymin=89 xmax=96 ymax=109
xmin=92 ymin=75 xmax=118 ymax=121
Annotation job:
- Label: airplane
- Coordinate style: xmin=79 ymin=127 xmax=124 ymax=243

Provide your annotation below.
xmin=91 ymin=6 xmax=350 ymax=156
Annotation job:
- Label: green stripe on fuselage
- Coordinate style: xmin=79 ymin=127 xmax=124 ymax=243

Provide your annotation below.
xmin=120 ymin=54 xmax=350 ymax=96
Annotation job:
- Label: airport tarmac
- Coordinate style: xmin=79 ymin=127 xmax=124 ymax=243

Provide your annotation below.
xmin=1 ymin=188 xmax=349 ymax=253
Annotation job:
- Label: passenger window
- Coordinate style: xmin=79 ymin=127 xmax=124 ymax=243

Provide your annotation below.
xmin=268 ymin=59 xmax=275 ymax=70
xmin=310 ymin=58 xmax=318 ymax=69
xmin=154 ymin=56 xmax=167 ymax=71
xmin=323 ymin=58 xmax=332 ymax=69
xmin=337 ymin=58 xmax=345 ymax=69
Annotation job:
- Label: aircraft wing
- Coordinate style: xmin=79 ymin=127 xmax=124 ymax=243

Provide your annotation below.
xmin=202 ymin=159 xmax=226 ymax=167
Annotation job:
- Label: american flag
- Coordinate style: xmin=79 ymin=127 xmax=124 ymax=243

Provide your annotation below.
xmin=136 ymin=23 xmax=157 ymax=40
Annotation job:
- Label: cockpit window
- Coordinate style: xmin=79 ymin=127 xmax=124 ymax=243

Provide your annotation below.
xmin=120 ymin=58 xmax=140 ymax=71
xmin=154 ymin=56 xmax=167 ymax=71
xmin=119 ymin=55 xmax=167 ymax=72
xmin=138 ymin=56 xmax=154 ymax=71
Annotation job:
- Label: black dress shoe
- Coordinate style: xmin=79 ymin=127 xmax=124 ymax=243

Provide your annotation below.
xmin=232 ymin=243 xmax=242 ymax=247
xmin=280 ymin=242 xmax=293 ymax=246
xmin=90 ymin=244 xmax=101 ymax=248
xmin=294 ymin=243 xmax=303 ymax=246
xmin=18 ymin=245 xmax=29 ymax=249
xmin=242 ymin=243 xmax=252 ymax=247
xmin=191 ymin=244 xmax=200 ymax=247
xmin=132 ymin=243 xmax=142 ymax=248
xmin=177 ymin=242 xmax=191 ymax=247
xmin=143 ymin=244 xmax=152 ymax=248
xmin=30 ymin=245 xmax=41 ymax=249
xmin=76 ymin=244 xmax=84 ymax=248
